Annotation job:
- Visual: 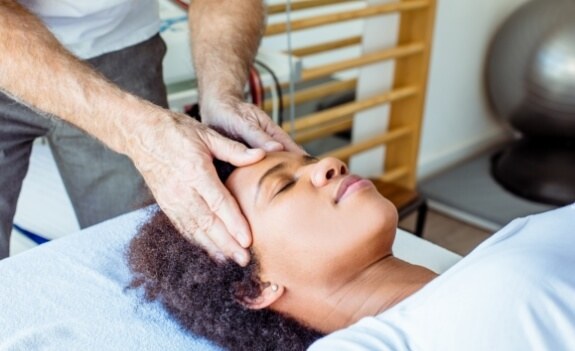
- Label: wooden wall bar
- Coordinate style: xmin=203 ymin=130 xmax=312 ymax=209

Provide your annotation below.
xmin=384 ymin=0 xmax=437 ymax=188
xmin=265 ymin=0 xmax=429 ymax=36
xmin=282 ymin=86 xmax=419 ymax=133
xmin=301 ymin=42 xmax=424 ymax=81
xmin=264 ymin=78 xmax=357 ymax=113
xmin=290 ymin=36 xmax=362 ymax=57
xmin=378 ymin=166 xmax=409 ymax=183
xmin=294 ymin=118 xmax=354 ymax=144
xmin=322 ymin=127 xmax=412 ymax=160
xmin=267 ymin=0 xmax=357 ymax=15
xmin=262 ymin=0 xmax=437 ymax=189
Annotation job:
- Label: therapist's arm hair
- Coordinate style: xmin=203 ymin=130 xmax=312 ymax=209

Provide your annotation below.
xmin=128 ymin=210 xmax=323 ymax=351
xmin=0 ymin=0 xmax=168 ymax=155
xmin=188 ymin=0 xmax=264 ymax=104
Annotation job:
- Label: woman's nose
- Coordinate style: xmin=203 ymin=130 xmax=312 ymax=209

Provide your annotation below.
xmin=311 ymin=157 xmax=348 ymax=187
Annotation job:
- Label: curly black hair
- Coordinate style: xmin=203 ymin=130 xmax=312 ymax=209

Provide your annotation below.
xmin=127 ymin=158 xmax=324 ymax=351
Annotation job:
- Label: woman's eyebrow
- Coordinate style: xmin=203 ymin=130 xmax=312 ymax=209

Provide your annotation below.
xmin=256 ymin=162 xmax=287 ymax=198
xmin=303 ymin=155 xmax=319 ymax=163
xmin=255 ymin=155 xmax=318 ymax=202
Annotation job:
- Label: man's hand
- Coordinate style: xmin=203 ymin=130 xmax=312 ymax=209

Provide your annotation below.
xmin=129 ymin=112 xmax=265 ymax=266
xmin=200 ymin=95 xmax=303 ymax=153
xmin=0 ymin=0 xmax=296 ymax=266
xmin=186 ymin=0 xmax=303 ymax=261
xmin=188 ymin=0 xmax=304 ymax=154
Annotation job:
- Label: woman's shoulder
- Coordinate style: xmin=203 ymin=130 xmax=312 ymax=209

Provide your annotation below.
xmin=464 ymin=203 xmax=575 ymax=259
xmin=310 ymin=205 xmax=575 ymax=351
xmin=398 ymin=204 xmax=575 ymax=312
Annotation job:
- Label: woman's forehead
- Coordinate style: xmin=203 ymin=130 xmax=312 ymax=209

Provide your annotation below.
xmin=261 ymin=151 xmax=303 ymax=163
xmin=239 ymin=152 xmax=301 ymax=175
xmin=226 ymin=152 xmax=294 ymax=183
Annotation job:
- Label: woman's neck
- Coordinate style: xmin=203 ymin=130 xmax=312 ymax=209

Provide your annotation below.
xmin=303 ymin=255 xmax=438 ymax=333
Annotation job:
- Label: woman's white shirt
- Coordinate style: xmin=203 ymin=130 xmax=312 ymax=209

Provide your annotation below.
xmin=310 ymin=204 xmax=575 ymax=350
xmin=19 ymin=0 xmax=161 ymax=59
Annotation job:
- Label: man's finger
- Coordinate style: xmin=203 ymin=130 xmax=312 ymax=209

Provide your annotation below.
xmin=161 ymin=190 xmax=220 ymax=251
xmin=245 ymin=108 xmax=304 ymax=153
xmin=202 ymin=127 xmax=265 ymax=167
xmin=242 ymin=124 xmax=284 ymax=152
xmin=186 ymin=225 xmax=221 ymax=259
xmin=264 ymin=121 xmax=306 ymax=154
xmin=199 ymin=217 xmax=250 ymax=266
xmin=174 ymin=188 xmax=250 ymax=265
xmin=196 ymin=171 xmax=253 ymax=248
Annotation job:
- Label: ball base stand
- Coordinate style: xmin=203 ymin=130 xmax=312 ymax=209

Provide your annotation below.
xmin=491 ymin=138 xmax=575 ymax=206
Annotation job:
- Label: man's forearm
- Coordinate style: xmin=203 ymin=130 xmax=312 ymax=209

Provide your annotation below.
xmin=0 ymin=0 xmax=164 ymax=156
xmin=188 ymin=0 xmax=265 ymax=104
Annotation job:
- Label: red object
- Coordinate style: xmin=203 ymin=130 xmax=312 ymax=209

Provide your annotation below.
xmin=169 ymin=0 xmax=262 ymax=107
xmin=170 ymin=0 xmax=189 ymax=10
xmin=248 ymin=66 xmax=264 ymax=108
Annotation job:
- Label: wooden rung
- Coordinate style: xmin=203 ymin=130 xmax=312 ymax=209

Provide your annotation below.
xmin=301 ymin=42 xmax=424 ymax=82
xmin=369 ymin=178 xmax=420 ymax=210
xmin=294 ymin=117 xmax=353 ymax=144
xmin=379 ymin=167 xmax=410 ymax=183
xmin=290 ymin=36 xmax=362 ymax=57
xmin=265 ymin=0 xmax=430 ymax=35
xmin=321 ymin=127 xmax=411 ymax=160
xmin=282 ymin=86 xmax=419 ymax=132
xmin=267 ymin=0 xmax=357 ymax=15
xmin=263 ymin=78 xmax=357 ymax=112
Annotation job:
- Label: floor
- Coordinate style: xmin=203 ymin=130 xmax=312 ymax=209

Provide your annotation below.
xmin=420 ymin=145 xmax=556 ymax=231
xmin=413 ymin=145 xmax=562 ymax=256
xmin=399 ymin=209 xmax=492 ymax=256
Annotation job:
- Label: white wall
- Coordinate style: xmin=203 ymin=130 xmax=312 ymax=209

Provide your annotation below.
xmin=164 ymin=0 xmax=534 ymax=180
xmin=349 ymin=0 xmax=398 ymax=177
xmin=262 ymin=0 xmax=533 ymax=179
xmin=261 ymin=1 xmax=365 ymax=71
xmin=417 ymin=0 xmax=530 ymax=178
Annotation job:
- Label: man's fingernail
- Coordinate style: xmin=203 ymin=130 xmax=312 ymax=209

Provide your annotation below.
xmin=246 ymin=148 xmax=263 ymax=155
xmin=237 ymin=232 xmax=250 ymax=247
xmin=234 ymin=252 xmax=248 ymax=266
xmin=214 ymin=252 xmax=226 ymax=262
xmin=264 ymin=141 xmax=282 ymax=152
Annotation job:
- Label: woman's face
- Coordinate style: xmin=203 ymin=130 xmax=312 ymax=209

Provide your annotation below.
xmin=225 ymin=152 xmax=398 ymax=289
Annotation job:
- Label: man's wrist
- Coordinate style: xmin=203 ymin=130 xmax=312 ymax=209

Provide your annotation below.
xmin=199 ymin=90 xmax=243 ymax=120
xmin=199 ymin=84 xmax=244 ymax=105
xmin=116 ymin=102 xmax=167 ymax=156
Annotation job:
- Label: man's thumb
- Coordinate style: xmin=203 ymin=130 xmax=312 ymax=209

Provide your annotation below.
xmin=206 ymin=132 xmax=265 ymax=167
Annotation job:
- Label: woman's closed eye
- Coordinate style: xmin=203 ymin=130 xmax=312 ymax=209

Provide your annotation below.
xmin=274 ymin=178 xmax=296 ymax=197
xmin=256 ymin=155 xmax=319 ymax=203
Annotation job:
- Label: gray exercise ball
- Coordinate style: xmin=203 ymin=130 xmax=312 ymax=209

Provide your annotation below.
xmin=486 ymin=0 xmax=575 ymax=139
xmin=487 ymin=0 xmax=575 ymax=206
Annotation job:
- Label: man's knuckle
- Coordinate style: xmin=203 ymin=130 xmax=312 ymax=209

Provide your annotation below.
xmin=197 ymin=213 xmax=216 ymax=232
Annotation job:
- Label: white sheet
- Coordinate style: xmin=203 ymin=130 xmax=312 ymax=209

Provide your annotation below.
xmin=309 ymin=204 xmax=575 ymax=351
xmin=0 ymin=206 xmax=460 ymax=350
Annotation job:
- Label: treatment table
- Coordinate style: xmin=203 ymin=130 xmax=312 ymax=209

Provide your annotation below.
xmin=0 ymin=206 xmax=461 ymax=350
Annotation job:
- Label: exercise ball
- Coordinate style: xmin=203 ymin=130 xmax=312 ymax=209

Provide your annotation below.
xmin=486 ymin=0 xmax=575 ymax=205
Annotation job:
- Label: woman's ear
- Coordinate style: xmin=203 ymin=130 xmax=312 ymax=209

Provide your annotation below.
xmin=242 ymin=283 xmax=285 ymax=310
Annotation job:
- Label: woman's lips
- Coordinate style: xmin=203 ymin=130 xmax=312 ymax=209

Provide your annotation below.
xmin=335 ymin=175 xmax=373 ymax=203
